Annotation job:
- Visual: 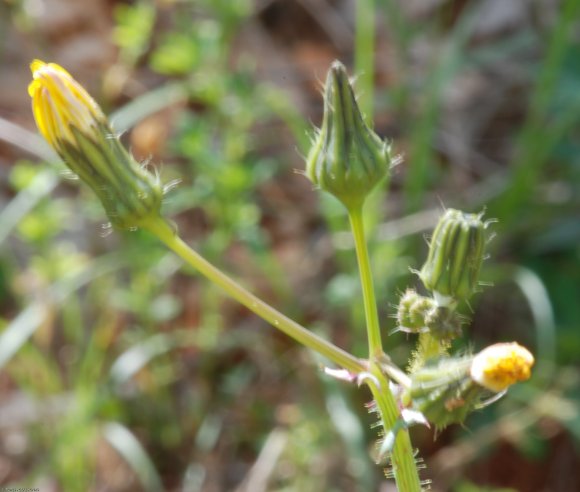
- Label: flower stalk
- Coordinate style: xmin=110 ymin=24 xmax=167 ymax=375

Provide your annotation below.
xmin=143 ymin=218 xmax=366 ymax=374
xmin=349 ymin=206 xmax=383 ymax=358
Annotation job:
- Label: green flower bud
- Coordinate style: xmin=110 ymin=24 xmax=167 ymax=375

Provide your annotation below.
xmin=419 ymin=209 xmax=486 ymax=303
xmin=305 ymin=61 xmax=391 ymax=209
xmin=397 ymin=289 xmax=437 ymax=333
xmin=29 ymin=60 xmax=164 ymax=230
xmin=396 ymin=289 xmax=463 ymax=340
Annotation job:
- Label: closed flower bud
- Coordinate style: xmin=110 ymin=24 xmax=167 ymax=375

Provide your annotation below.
xmin=397 ymin=289 xmax=436 ymax=333
xmin=396 ymin=289 xmax=463 ymax=340
xmin=470 ymin=342 xmax=534 ymax=392
xmin=305 ymin=61 xmax=391 ymax=209
xmin=29 ymin=60 xmax=164 ymax=230
xmin=420 ymin=209 xmax=486 ymax=303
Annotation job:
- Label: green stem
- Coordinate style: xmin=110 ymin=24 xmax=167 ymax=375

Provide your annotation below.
xmin=348 ymin=208 xmax=422 ymax=491
xmin=349 ymin=207 xmax=383 ymax=358
xmin=143 ymin=217 xmax=365 ymax=374
xmin=368 ymin=363 xmax=422 ymax=492
xmin=418 ymin=332 xmax=446 ymax=361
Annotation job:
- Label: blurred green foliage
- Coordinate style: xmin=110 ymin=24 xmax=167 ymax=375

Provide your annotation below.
xmin=1 ymin=0 xmax=579 ymax=491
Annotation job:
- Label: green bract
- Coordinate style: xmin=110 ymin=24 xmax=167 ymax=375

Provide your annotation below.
xmin=402 ymin=355 xmax=485 ymax=430
xmin=420 ymin=209 xmax=486 ymax=302
xmin=305 ymin=61 xmax=391 ymax=209
xmin=62 ymin=122 xmax=164 ymax=230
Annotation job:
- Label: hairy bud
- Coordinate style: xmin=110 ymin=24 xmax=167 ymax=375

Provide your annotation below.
xmin=305 ymin=61 xmax=391 ymax=209
xmin=420 ymin=209 xmax=486 ymax=303
xmin=396 ymin=289 xmax=463 ymax=340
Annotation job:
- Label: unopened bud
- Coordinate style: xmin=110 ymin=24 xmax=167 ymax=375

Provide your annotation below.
xmin=396 ymin=289 xmax=462 ymax=340
xmin=305 ymin=61 xmax=391 ymax=209
xmin=29 ymin=60 xmax=164 ymax=230
xmin=420 ymin=209 xmax=486 ymax=302
xmin=397 ymin=289 xmax=436 ymax=333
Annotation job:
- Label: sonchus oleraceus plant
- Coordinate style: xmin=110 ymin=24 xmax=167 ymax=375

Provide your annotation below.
xmin=29 ymin=59 xmax=534 ymax=492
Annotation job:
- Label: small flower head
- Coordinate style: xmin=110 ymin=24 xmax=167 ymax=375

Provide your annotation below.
xmin=305 ymin=61 xmax=392 ymax=209
xmin=402 ymin=343 xmax=533 ymax=429
xmin=420 ymin=208 xmax=486 ymax=303
xmin=29 ymin=60 xmax=163 ymax=230
xmin=470 ymin=342 xmax=534 ymax=392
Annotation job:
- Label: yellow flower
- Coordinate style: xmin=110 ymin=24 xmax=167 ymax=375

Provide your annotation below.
xmin=28 ymin=60 xmax=164 ymax=230
xmin=470 ymin=342 xmax=534 ymax=392
xmin=29 ymin=60 xmax=105 ymax=152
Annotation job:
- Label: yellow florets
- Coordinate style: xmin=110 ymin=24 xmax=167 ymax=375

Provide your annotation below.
xmin=470 ymin=342 xmax=534 ymax=392
xmin=28 ymin=60 xmax=104 ymax=151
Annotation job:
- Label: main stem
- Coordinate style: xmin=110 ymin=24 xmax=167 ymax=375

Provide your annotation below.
xmin=348 ymin=206 xmax=422 ymax=492
xmin=143 ymin=217 xmax=365 ymax=374
xmin=367 ymin=365 xmax=422 ymax=492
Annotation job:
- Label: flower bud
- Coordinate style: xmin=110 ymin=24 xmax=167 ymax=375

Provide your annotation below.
xmin=419 ymin=209 xmax=486 ymax=302
xmin=305 ymin=61 xmax=391 ymax=209
xmin=470 ymin=342 xmax=534 ymax=392
xmin=397 ymin=289 xmax=436 ymax=333
xmin=29 ymin=60 xmax=164 ymax=230
xmin=396 ymin=289 xmax=462 ymax=340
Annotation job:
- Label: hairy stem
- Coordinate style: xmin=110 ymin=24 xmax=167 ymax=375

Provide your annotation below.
xmin=348 ymin=207 xmax=422 ymax=491
xmin=368 ymin=363 xmax=422 ymax=492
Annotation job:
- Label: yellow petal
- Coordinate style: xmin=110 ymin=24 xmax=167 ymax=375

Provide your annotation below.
xmin=470 ymin=342 xmax=534 ymax=392
xmin=28 ymin=60 xmax=104 ymax=149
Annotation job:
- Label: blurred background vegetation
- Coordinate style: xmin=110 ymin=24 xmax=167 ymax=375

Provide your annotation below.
xmin=0 ymin=0 xmax=579 ymax=490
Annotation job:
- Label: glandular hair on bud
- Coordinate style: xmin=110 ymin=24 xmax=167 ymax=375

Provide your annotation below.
xmin=420 ymin=209 xmax=486 ymax=302
xmin=305 ymin=61 xmax=391 ymax=210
